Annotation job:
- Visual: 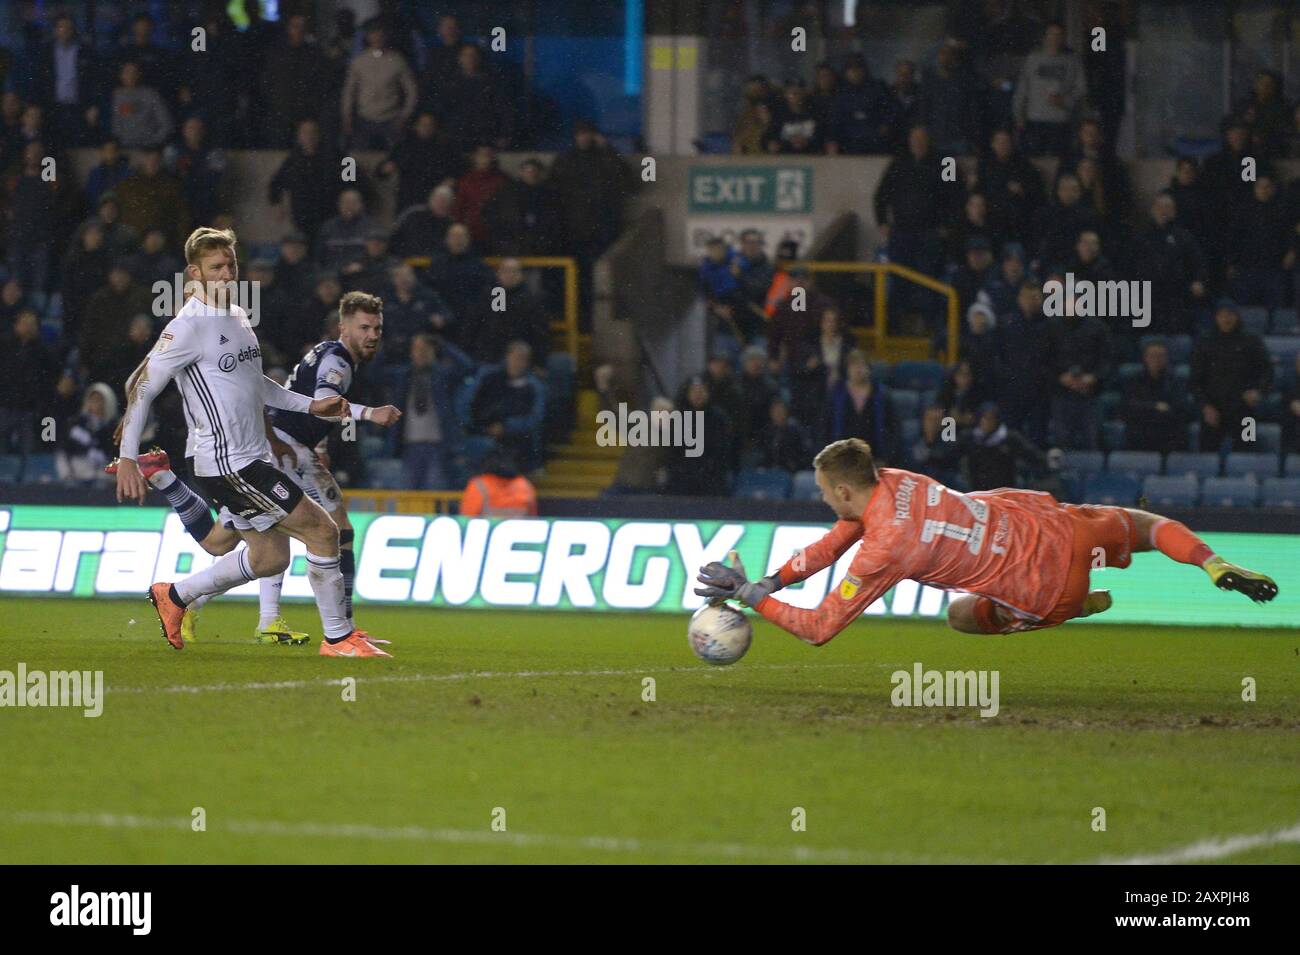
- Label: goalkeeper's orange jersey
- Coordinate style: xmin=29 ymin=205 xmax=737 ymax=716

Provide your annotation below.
xmin=756 ymin=467 xmax=1076 ymax=644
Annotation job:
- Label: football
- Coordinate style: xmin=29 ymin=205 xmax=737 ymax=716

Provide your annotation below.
xmin=687 ymin=603 xmax=753 ymax=665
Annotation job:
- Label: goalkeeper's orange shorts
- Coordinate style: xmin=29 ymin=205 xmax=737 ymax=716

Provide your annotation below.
xmin=1035 ymin=504 xmax=1137 ymax=629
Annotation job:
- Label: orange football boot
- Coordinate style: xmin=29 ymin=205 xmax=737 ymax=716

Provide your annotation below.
xmin=106 ymin=447 xmax=171 ymax=480
xmin=147 ymin=582 xmax=186 ymax=650
xmin=319 ymin=631 xmax=392 ymax=658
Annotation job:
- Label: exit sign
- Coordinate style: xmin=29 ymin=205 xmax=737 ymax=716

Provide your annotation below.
xmin=688 ymin=165 xmax=813 ymax=214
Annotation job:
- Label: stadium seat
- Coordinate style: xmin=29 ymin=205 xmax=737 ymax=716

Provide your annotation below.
xmin=918 ymin=388 xmax=939 ymax=411
xmin=791 ymin=469 xmax=819 ymax=501
xmin=23 ymin=454 xmax=56 ymax=483
xmin=899 ymin=418 xmax=921 ymax=450
xmin=460 ymin=435 xmax=495 ymax=474
xmin=889 ymin=360 xmax=945 ymax=393
xmin=1083 ymin=473 xmax=1140 ymax=505
xmin=1261 ymin=477 xmax=1300 ymax=507
xmin=1114 ymin=363 xmax=1143 ymax=387
xmin=1286 ymin=454 xmax=1300 ymax=476
xmin=1239 ymin=306 xmax=1270 ymax=336
xmin=1223 ymin=452 xmax=1280 ymax=480
xmin=1106 ymin=450 xmax=1161 ymax=479
xmin=1101 ymin=420 xmax=1126 ymax=451
xmin=1271 ymin=307 xmax=1300 ymax=334
xmin=1172 ymin=363 xmax=1190 ymax=387
xmin=888 ymin=389 xmax=920 ymax=420
xmin=1098 ymin=390 xmax=1123 ymax=420
xmin=1201 ymin=475 xmax=1260 ymax=507
xmin=0 ymin=455 xmax=21 ymax=482
xmin=365 ymin=458 xmax=405 ymax=490
xmin=734 ymin=468 xmax=792 ymax=500
xmin=1141 ymin=474 xmax=1198 ymax=508
xmin=1061 ymin=450 xmax=1104 ymax=476
xmin=1264 ymin=336 xmax=1300 ymax=364
xmin=359 ymin=435 xmax=386 ymax=458
xmin=1165 ymin=451 xmax=1221 ymax=479
xmin=1255 ymin=422 xmax=1282 ymax=453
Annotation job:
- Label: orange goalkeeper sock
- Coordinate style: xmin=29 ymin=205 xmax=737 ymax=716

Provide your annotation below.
xmin=1150 ymin=518 xmax=1215 ymax=567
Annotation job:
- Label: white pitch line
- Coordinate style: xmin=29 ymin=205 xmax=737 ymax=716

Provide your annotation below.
xmin=3 ymin=810 xmax=982 ymax=864
xmin=107 ymin=662 xmax=861 ymax=696
xmin=1088 ymin=821 xmax=1300 ymax=865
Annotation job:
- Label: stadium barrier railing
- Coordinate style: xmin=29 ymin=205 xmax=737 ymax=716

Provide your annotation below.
xmin=797 ymin=261 xmax=960 ymax=366
xmin=343 ymin=488 xmax=462 ymax=514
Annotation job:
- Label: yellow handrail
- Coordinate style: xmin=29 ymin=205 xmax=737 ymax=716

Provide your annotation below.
xmin=402 ymin=255 xmax=579 ymax=365
xmin=796 ymin=261 xmax=960 ymax=366
xmin=343 ymin=488 xmax=463 ymax=514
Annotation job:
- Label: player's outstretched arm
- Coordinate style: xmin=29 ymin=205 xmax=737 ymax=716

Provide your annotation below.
xmin=756 ymin=548 xmax=906 ymax=646
xmin=776 ymin=520 xmax=864 ymax=588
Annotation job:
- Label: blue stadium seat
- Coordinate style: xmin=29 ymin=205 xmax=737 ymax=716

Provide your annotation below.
xmin=1165 ymin=451 xmax=1221 ymax=479
xmin=1172 ymin=363 xmax=1191 ymax=387
xmin=359 ymin=434 xmax=386 ymax=458
xmin=0 ymin=456 xmax=21 ymax=482
xmin=1098 ymin=390 xmax=1123 ymax=420
xmin=1223 ymin=452 xmax=1280 ymax=480
xmin=1286 ymin=454 xmax=1300 ymax=476
xmin=1201 ymin=475 xmax=1259 ymax=507
xmin=1101 ymin=420 xmax=1126 ymax=451
xmin=1255 ymin=422 xmax=1282 ymax=453
xmin=1061 ymin=450 xmax=1104 ymax=476
xmin=1106 ymin=450 xmax=1161 ymax=479
xmin=889 ymin=360 xmax=945 ymax=393
xmin=1271 ymin=307 xmax=1300 ymax=334
xmin=888 ymin=389 xmax=920 ymax=420
xmin=1261 ymin=477 xmax=1300 ymax=507
xmin=900 ymin=418 xmax=921 ymax=449
xmin=1114 ymin=363 xmax=1143 ymax=387
xmin=734 ymin=468 xmax=792 ymax=500
xmin=1083 ymin=473 xmax=1140 ymax=505
xmin=1142 ymin=474 xmax=1198 ymax=508
xmin=1239 ymin=306 xmax=1270 ymax=336
xmin=365 ymin=458 xmax=405 ymax=489
xmin=918 ymin=388 xmax=939 ymax=411
xmin=791 ymin=469 xmax=819 ymax=501
xmin=23 ymin=454 xmax=56 ymax=483
xmin=460 ymin=435 xmax=495 ymax=474
xmin=1264 ymin=336 xmax=1300 ymax=363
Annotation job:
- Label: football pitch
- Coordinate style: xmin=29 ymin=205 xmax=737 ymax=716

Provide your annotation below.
xmin=0 ymin=597 xmax=1296 ymax=864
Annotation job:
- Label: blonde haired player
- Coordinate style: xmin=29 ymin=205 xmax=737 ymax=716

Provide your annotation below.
xmin=114 ymin=226 xmax=392 ymax=657
xmin=696 ymin=438 xmax=1277 ymax=643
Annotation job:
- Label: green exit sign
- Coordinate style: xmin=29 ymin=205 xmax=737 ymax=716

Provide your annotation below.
xmin=688 ymin=165 xmax=813 ymax=213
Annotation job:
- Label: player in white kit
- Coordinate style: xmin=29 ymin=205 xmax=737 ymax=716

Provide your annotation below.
xmin=113 ymin=227 xmax=392 ymax=657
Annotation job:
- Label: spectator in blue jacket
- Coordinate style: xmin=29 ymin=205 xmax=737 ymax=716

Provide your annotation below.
xmin=823 ymin=349 xmax=900 ymax=465
xmin=470 ymin=340 xmax=546 ymax=472
xmin=84 ymin=137 xmax=132 ymax=209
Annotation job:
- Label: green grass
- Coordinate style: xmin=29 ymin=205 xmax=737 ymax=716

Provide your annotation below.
xmin=0 ymin=597 xmax=1296 ymax=864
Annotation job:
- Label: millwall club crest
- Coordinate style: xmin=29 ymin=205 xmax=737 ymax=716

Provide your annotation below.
xmin=272 ymin=482 xmax=290 ymax=501
xmin=839 ymin=574 xmax=861 ymax=600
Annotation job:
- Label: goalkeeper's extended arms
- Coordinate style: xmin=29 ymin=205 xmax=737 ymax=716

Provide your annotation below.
xmin=776 ymin=520 xmax=863 ymax=587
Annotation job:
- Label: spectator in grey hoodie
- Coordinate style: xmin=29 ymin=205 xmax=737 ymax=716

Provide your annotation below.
xmin=341 ymin=19 xmax=418 ymax=151
xmin=1012 ymin=22 xmax=1084 ymax=156
xmin=110 ymin=61 xmax=172 ymax=149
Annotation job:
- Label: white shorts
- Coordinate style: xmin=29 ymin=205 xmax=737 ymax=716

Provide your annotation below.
xmin=271 ymin=427 xmax=343 ymax=514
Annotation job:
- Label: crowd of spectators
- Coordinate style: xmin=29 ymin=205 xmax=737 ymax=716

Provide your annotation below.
xmin=684 ymin=21 xmax=1300 ymax=498
xmin=0 ymin=9 xmax=638 ymax=490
